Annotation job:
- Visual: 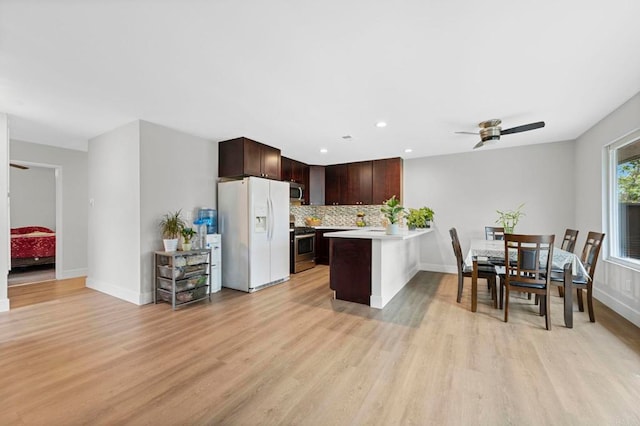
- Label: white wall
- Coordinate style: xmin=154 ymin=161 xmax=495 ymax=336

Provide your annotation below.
xmin=10 ymin=166 xmax=55 ymax=230
xmin=87 ymin=120 xmax=216 ymax=305
xmin=0 ymin=114 xmax=9 ymax=311
xmin=11 ymin=139 xmax=88 ymax=278
xmin=87 ymin=121 xmax=142 ymax=303
xmin=139 ymin=120 xmax=217 ymax=302
xmin=575 ymin=91 xmax=640 ymax=327
xmin=404 ymin=140 xmax=576 ymax=273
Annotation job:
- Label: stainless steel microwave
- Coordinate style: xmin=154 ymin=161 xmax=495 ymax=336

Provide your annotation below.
xmin=289 ymin=182 xmax=304 ymax=201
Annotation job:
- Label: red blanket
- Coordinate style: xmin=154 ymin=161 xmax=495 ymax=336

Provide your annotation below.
xmin=11 ymin=226 xmax=56 ymax=259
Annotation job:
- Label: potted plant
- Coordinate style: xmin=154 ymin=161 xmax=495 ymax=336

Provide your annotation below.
xmin=160 ymin=210 xmax=185 ymax=252
xmin=406 ymin=207 xmax=435 ymax=230
xmin=181 ymin=227 xmax=197 ymax=251
xmin=380 ymin=195 xmax=406 ymax=235
xmin=496 ymin=203 xmax=525 ymax=234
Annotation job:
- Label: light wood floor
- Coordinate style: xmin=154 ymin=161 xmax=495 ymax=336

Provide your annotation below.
xmin=7 ymin=277 xmax=86 ymax=308
xmin=1 ymin=266 xmax=639 ymax=425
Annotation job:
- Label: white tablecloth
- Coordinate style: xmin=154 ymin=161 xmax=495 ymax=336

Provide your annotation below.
xmin=464 ymin=239 xmax=588 ymax=278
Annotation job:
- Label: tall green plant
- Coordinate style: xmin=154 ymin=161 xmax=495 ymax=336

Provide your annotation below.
xmin=496 ymin=203 xmax=525 ymax=233
xmin=160 ymin=210 xmax=185 ymax=239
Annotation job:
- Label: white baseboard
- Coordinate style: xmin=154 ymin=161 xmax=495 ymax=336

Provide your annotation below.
xmin=593 ymin=287 xmax=640 ymax=328
xmin=420 ymin=263 xmax=457 ymax=275
xmin=370 ymin=295 xmax=383 ymax=309
xmin=57 ymin=268 xmax=88 ymax=280
xmin=0 ymin=298 xmax=9 ymax=312
xmin=86 ymin=277 xmax=147 ymax=306
xmin=139 ymin=291 xmax=153 ymax=305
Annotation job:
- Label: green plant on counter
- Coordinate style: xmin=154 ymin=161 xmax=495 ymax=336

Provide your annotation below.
xmin=160 ymin=210 xmax=185 ymax=239
xmin=406 ymin=207 xmax=435 ymax=229
xmin=181 ymin=227 xmax=197 ymax=243
xmin=496 ymin=203 xmax=525 ymax=234
xmin=381 ymin=195 xmax=406 ymax=224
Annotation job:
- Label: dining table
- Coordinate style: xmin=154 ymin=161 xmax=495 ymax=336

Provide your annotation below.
xmin=464 ymin=239 xmax=588 ymax=328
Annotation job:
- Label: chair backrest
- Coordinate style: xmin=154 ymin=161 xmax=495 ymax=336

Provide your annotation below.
xmin=449 ymin=228 xmax=464 ymax=274
xmin=485 ymin=226 xmax=505 ymax=240
xmin=504 ymin=234 xmax=555 ymax=289
xmin=580 ymin=231 xmax=605 ymax=279
xmin=560 ymin=229 xmax=579 ymax=253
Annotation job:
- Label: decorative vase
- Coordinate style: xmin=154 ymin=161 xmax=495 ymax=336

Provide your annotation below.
xmin=182 ymin=242 xmax=192 ymax=251
xmin=163 ymin=238 xmax=179 ymax=252
xmin=386 ymin=223 xmax=400 ymax=235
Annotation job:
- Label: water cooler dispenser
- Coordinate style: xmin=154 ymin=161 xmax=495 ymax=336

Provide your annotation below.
xmin=195 ymin=208 xmax=222 ymax=293
xmin=194 ymin=209 xmax=216 ymax=248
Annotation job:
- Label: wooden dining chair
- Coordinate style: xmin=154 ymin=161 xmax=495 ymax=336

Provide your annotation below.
xmin=556 ymin=228 xmax=579 ymax=297
xmin=560 ymin=228 xmax=579 ymax=253
xmin=485 ymin=226 xmax=505 ymax=241
xmin=550 ymin=231 xmax=605 ymax=323
xmin=449 ymin=228 xmax=498 ymax=307
xmin=502 ymin=234 xmax=555 ymax=330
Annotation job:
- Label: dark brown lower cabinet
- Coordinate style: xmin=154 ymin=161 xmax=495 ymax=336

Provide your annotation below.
xmin=329 ymin=238 xmax=371 ymax=306
xmin=315 ymin=229 xmax=341 ymax=265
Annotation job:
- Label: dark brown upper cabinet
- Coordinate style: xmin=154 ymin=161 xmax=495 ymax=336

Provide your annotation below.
xmin=372 ymin=157 xmax=403 ymax=204
xmin=325 ymin=161 xmax=373 ymax=206
xmin=281 ymin=156 xmax=310 ymax=204
xmin=346 ymin=161 xmax=372 ymax=205
xmin=325 ymin=158 xmax=400 ymax=205
xmin=325 ymin=164 xmax=348 ymax=205
xmin=281 ymin=156 xmax=307 ymax=184
xmin=218 ymin=137 xmax=281 ymax=180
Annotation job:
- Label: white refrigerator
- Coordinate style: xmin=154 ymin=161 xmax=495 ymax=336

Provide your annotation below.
xmin=217 ymin=177 xmax=290 ymax=292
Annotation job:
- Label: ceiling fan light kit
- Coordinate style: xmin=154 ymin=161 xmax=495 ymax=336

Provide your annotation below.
xmin=457 ymin=118 xmax=545 ymax=149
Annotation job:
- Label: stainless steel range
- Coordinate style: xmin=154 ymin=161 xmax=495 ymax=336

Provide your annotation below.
xmin=293 ymin=226 xmax=316 ymax=273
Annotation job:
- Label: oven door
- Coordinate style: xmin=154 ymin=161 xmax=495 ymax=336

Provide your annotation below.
xmin=294 ymin=233 xmax=316 ymax=272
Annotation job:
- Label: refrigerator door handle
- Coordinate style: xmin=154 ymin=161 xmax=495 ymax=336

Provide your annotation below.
xmin=267 ymin=197 xmax=274 ymax=241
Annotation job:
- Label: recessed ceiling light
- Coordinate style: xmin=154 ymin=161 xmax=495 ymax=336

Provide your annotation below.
xmin=376 ymin=121 xmax=387 ymax=128
xmin=320 ymin=148 xmax=328 ymax=153
xmin=404 ymin=148 xmax=413 ymax=153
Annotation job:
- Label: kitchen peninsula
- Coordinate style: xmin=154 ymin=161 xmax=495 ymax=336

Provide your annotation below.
xmin=324 ymin=228 xmax=432 ymax=308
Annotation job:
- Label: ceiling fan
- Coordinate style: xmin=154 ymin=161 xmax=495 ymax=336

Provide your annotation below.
xmin=456 ymin=119 xmax=545 ymax=149
xmin=10 ymin=163 xmax=29 ymax=170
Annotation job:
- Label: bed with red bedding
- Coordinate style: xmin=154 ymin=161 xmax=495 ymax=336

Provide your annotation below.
xmin=10 ymin=226 xmax=56 ymax=267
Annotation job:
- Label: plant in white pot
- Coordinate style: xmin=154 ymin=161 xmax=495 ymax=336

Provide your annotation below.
xmin=381 ymin=195 xmax=406 ymax=235
xmin=160 ymin=210 xmax=185 ymax=252
xmin=181 ymin=227 xmax=197 ymax=251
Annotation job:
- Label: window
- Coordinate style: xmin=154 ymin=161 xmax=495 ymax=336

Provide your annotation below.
xmin=607 ymin=129 xmax=640 ymax=267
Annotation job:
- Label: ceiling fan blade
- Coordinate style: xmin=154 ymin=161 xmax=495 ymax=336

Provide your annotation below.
xmin=501 ymin=121 xmax=545 ymax=135
xmin=455 ymin=131 xmax=479 ymax=135
xmin=10 ymin=163 xmax=29 ymax=170
xmin=473 ymin=140 xmax=485 ymax=149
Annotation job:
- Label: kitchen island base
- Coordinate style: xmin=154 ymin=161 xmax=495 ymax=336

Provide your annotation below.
xmin=330 ymin=239 xmax=371 ymax=305
xmin=326 ymin=228 xmax=430 ymax=309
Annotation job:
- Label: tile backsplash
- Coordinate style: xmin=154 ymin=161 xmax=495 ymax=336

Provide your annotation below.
xmin=290 ymin=204 xmax=387 ymax=227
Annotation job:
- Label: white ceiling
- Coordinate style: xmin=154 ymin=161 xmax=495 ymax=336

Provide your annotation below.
xmin=1 ymin=1 xmax=640 ymax=165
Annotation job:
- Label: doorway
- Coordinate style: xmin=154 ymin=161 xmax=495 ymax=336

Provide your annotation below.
xmin=8 ymin=161 xmax=61 ymax=286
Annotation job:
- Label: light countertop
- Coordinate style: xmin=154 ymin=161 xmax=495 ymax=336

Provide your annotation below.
xmin=323 ymin=228 xmax=433 ymax=240
xmin=313 ymin=225 xmax=365 ymax=230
